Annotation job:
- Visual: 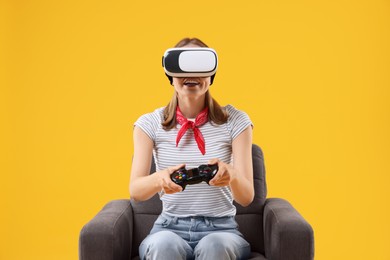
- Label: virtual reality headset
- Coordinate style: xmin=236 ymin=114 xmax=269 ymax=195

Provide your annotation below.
xmin=162 ymin=47 xmax=218 ymax=85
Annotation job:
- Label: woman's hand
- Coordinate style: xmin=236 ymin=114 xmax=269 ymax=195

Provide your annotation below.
xmin=156 ymin=164 xmax=185 ymax=194
xmin=208 ymin=159 xmax=236 ymax=187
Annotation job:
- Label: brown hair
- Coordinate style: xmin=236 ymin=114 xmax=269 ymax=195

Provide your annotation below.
xmin=174 ymin=37 xmax=209 ymax=48
xmin=162 ymin=37 xmax=228 ymax=130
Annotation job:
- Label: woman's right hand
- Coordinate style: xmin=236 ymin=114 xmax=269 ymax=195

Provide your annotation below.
xmin=156 ymin=164 xmax=185 ymax=195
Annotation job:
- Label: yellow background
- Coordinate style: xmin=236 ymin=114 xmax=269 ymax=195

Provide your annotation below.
xmin=1 ymin=0 xmax=389 ymax=259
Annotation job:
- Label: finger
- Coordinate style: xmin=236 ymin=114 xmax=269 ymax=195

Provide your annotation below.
xmin=174 ymin=163 xmax=186 ymax=170
xmin=169 ymin=182 xmax=183 ymax=192
xmin=209 ymin=174 xmax=221 ymax=185
xmin=207 ymin=158 xmax=219 ymax=165
xmin=164 ymin=186 xmax=178 ymax=194
xmin=164 ymin=177 xmax=183 ymax=192
xmin=209 ymin=167 xmax=227 ymax=185
xmin=210 ymin=180 xmax=230 ymax=187
xmin=214 ymin=167 xmax=225 ymax=179
xmin=210 ymin=168 xmax=229 ymax=184
xmin=168 ymin=163 xmax=186 ymax=174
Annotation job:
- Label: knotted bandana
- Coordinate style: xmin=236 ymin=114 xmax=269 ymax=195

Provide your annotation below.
xmin=176 ymin=106 xmax=209 ymax=155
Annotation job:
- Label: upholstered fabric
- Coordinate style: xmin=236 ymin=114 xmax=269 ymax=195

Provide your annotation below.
xmin=79 ymin=144 xmax=314 ymax=260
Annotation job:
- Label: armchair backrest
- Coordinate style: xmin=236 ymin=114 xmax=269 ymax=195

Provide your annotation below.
xmin=130 ymin=144 xmax=267 ymax=257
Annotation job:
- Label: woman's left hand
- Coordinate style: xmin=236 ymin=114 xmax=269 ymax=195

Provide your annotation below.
xmin=207 ymin=158 xmax=236 ymax=187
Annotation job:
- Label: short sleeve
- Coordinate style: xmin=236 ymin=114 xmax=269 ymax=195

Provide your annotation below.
xmin=226 ymin=105 xmax=253 ymax=140
xmin=134 ymin=108 xmax=163 ymax=142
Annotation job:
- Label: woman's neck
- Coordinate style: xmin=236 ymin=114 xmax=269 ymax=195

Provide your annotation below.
xmin=177 ymin=95 xmax=206 ymax=118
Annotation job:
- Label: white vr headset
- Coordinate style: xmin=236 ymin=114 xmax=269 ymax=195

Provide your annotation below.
xmin=162 ymin=47 xmax=218 ymax=84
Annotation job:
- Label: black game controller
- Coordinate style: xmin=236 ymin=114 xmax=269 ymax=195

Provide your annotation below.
xmin=170 ymin=164 xmax=219 ymax=191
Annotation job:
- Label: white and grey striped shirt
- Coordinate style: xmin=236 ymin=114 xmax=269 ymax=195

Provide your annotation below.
xmin=134 ymin=105 xmax=252 ymax=217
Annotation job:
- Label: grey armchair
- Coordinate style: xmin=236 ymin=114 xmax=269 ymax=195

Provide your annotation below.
xmin=79 ymin=144 xmax=314 ymax=260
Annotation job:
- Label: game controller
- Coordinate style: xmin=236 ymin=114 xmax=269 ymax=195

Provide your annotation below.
xmin=170 ymin=164 xmax=219 ymax=191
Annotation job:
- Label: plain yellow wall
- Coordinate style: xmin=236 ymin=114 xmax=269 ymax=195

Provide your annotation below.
xmin=1 ymin=0 xmax=389 ymax=259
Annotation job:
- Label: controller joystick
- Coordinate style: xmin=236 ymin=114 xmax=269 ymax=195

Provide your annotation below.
xmin=170 ymin=164 xmax=218 ymax=191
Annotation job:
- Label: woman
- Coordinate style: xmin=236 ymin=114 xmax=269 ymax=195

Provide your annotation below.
xmin=130 ymin=37 xmax=254 ymax=260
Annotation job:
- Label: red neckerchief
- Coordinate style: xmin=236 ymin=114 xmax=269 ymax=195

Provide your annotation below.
xmin=176 ymin=106 xmax=209 ymax=155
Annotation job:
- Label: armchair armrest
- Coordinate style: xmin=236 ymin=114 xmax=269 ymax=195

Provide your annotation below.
xmin=263 ymin=198 xmax=314 ymax=260
xmin=79 ymin=199 xmax=133 ymax=260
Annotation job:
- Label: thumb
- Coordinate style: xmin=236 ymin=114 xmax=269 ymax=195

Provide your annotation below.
xmin=207 ymin=158 xmax=219 ymax=165
xmin=172 ymin=163 xmax=186 ymax=172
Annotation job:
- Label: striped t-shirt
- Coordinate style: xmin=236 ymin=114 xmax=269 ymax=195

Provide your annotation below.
xmin=134 ymin=105 xmax=252 ymax=217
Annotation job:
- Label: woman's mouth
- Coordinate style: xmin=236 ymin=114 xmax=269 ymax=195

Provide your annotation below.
xmin=183 ymin=80 xmax=200 ymax=87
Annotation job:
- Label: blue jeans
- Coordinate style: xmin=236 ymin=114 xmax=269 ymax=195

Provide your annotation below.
xmin=139 ymin=213 xmax=251 ymax=260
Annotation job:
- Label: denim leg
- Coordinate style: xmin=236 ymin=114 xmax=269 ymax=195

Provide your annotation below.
xmin=139 ymin=230 xmax=193 ymax=260
xmin=194 ymin=232 xmax=251 ymax=260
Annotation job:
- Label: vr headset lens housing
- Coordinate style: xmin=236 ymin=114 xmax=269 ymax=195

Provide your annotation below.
xmin=162 ymin=48 xmax=218 ymax=77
